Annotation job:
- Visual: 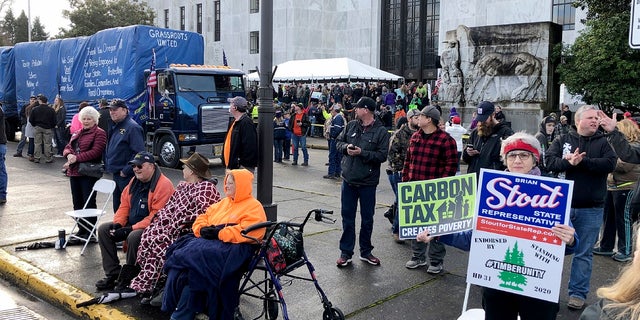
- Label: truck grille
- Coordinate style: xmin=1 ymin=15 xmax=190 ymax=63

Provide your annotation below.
xmin=201 ymin=105 xmax=231 ymax=134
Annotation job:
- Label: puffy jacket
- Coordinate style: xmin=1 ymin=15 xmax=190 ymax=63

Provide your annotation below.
xmin=336 ymin=118 xmax=390 ymax=186
xmin=113 ymin=167 xmax=175 ymax=230
xmin=63 ymin=125 xmax=107 ymax=177
xmin=193 ymin=169 xmax=267 ymax=243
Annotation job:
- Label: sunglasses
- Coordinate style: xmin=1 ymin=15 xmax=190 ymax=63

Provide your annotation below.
xmin=131 ymin=164 xmax=144 ymax=169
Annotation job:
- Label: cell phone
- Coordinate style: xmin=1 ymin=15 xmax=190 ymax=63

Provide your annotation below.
xmin=348 ymin=145 xmax=357 ymax=150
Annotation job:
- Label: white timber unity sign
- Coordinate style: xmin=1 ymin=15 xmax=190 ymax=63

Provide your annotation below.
xmin=630 ymin=0 xmax=640 ymax=49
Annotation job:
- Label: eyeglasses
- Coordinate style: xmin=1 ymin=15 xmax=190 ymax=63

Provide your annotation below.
xmin=506 ymin=151 xmax=533 ymax=161
xmin=131 ymin=164 xmax=144 ymax=169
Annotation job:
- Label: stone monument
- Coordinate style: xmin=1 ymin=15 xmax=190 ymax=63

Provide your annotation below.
xmin=437 ymin=22 xmax=562 ymax=134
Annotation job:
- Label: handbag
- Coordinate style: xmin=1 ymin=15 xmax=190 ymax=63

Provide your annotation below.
xmin=78 ymin=162 xmax=104 ymax=179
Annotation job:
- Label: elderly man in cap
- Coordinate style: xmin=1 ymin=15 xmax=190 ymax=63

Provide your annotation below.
xmin=462 ymin=101 xmax=514 ymax=176
xmin=224 ymin=96 xmax=258 ymax=170
xmin=402 ymin=106 xmax=458 ymax=273
xmin=104 ymin=99 xmax=145 ymax=212
xmin=335 ymin=97 xmax=389 ymax=267
xmin=95 ymin=151 xmax=174 ymax=291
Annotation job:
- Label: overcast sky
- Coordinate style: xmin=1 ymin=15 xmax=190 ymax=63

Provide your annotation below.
xmin=10 ymin=0 xmax=71 ymax=35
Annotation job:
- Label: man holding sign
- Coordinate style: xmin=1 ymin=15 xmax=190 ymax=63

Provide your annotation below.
xmin=401 ymin=106 xmax=458 ymax=273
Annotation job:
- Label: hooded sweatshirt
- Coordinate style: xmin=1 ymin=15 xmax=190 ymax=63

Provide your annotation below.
xmin=193 ymin=169 xmax=266 ymax=243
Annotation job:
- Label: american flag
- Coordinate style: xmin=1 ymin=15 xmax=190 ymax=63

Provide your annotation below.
xmin=147 ymin=49 xmax=157 ymax=117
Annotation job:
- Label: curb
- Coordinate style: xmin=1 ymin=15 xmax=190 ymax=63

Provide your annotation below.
xmin=0 ymin=248 xmax=135 ymax=319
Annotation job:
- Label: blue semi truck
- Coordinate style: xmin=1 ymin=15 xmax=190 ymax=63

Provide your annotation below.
xmin=0 ymin=25 xmax=245 ymax=167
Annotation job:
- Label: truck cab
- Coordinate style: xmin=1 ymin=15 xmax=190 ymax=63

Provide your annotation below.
xmin=146 ymin=64 xmax=245 ymax=167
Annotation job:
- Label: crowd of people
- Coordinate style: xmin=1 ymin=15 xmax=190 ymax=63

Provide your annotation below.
xmin=8 ymin=85 xmax=640 ymax=319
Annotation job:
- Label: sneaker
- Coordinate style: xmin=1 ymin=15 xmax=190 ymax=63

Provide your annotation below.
xmin=567 ymin=296 xmax=585 ymax=310
xmin=592 ymin=247 xmax=615 ymax=256
xmin=612 ymin=252 xmax=632 ymax=262
xmin=323 ymin=174 xmax=336 ymax=180
xmin=427 ymin=263 xmax=444 ymax=274
xmin=45 ymin=159 xmax=54 ymax=163
xmin=301 ymin=162 xmax=309 ymax=166
xmin=359 ymin=254 xmax=381 ymax=266
xmin=95 ymin=274 xmax=119 ymax=290
xmin=405 ymin=257 xmax=427 ymax=269
xmin=336 ymin=255 xmax=352 ymax=268
xmin=12 ymin=153 xmax=22 ymax=157
xmin=393 ymin=234 xmax=405 ymax=244
xmin=292 ymin=162 xmax=298 ymax=166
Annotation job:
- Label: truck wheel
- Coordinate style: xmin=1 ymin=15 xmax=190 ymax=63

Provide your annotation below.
xmin=157 ymin=136 xmax=181 ymax=168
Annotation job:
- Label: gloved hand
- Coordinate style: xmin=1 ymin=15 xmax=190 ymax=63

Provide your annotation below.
xmin=111 ymin=226 xmax=132 ymax=242
xmin=200 ymin=226 xmax=222 ymax=240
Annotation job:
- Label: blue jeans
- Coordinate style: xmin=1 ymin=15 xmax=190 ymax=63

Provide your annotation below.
xmin=568 ymin=207 xmax=604 ymax=300
xmin=339 ymin=182 xmax=377 ymax=258
xmin=328 ymin=139 xmax=342 ymax=176
xmin=273 ymin=139 xmax=283 ymax=162
xmin=291 ymin=134 xmax=308 ymax=164
xmin=16 ymin=124 xmax=26 ymax=154
xmin=387 ymin=171 xmax=402 ymax=233
xmin=54 ymin=127 xmax=68 ymax=155
xmin=0 ymin=144 xmax=6 ymax=200
xmin=112 ymin=173 xmax=133 ymax=213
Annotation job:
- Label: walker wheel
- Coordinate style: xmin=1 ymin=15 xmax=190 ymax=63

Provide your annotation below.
xmin=265 ymin=291 xmax=279 ymax=320
xmin=323 ymin=307 xmax=344 ymax=320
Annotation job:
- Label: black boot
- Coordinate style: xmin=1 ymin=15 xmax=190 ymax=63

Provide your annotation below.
xmin=114 ymin=264 xmax=141 ymax=291
xmin=383 ymin=202 xmax=396 ymax=225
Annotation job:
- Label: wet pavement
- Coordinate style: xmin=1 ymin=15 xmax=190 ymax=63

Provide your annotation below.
xmin=0 ymin=137 xmax=625 ymax=319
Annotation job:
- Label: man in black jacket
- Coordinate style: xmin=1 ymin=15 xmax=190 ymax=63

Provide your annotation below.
xmin=335 ymin=97 xmax=390 ymax=267
xmin=546 ymin=105 xmax=617 ymax=310
xmin=223 ymin=96 xmax=257 ymax=171
xmin=462 ymin=101 xmax=513 ymax=176
xmin=29 ymin=95 xmax=56 ymax=163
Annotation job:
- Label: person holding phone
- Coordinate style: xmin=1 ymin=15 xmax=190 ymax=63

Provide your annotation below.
xmin=335 ymin=97 xmax=390 ymax=267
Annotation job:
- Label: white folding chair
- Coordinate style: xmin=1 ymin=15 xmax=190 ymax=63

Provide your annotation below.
xmin=63 ymin=178 xmax=116 ymax=255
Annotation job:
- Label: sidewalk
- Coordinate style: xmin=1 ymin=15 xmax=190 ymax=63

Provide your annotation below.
xmin=0 ymin=140 xmax=620 ymax=319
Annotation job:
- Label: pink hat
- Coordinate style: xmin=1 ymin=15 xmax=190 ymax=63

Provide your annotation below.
xmin=451 ymin=116 xmax=461 ymax=124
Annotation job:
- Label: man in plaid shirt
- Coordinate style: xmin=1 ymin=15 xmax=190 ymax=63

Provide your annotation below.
xmin=401 ymin=106 xmax=458 ymax=273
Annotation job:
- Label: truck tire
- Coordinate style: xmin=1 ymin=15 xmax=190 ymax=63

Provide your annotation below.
xmin=157 ymin=135 xmax=181 ymax=168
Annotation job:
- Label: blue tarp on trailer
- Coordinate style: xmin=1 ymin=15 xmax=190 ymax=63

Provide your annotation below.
xmin=0 ymin=46 xmax=16 ymax=116
xmin=14 ymin=25 xmax=204 ymax=112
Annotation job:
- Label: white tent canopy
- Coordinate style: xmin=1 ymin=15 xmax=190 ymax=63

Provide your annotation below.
xmin=246 ymin=57 xmax=403 ymax=83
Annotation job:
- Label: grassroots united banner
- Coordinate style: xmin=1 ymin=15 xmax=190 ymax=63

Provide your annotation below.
xmin=466 ymin=169 xmax=573 ymax=303
xmin=398 ymin=174 xmax=476 ymax=240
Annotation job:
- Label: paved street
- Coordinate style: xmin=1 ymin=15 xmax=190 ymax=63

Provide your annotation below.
xmin=0 ymin=137 xmax=626 ymax=319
